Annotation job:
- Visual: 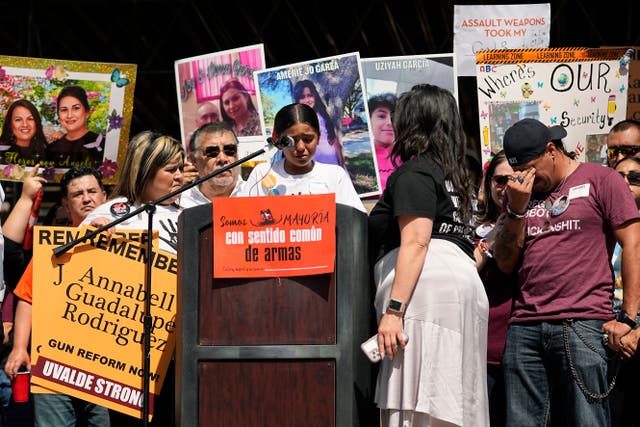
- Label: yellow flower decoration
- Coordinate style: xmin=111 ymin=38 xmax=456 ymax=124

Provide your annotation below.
xmin=52 ymin=65 xmax=68 ymax=81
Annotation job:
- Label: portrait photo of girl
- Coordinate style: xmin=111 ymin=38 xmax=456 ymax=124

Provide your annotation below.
xmin=255 ymin=53 xmax=379 ymax=198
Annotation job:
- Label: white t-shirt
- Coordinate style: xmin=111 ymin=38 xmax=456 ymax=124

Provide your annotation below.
xmin=81 ymin=197 xmax=182 ymax=255
xmin=240 ymin=159 xmax=366 ymax=213
xmin=179 ymin=179 xmax=244 ymax=209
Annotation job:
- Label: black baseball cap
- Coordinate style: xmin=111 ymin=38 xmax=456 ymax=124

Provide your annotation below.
xmin=503 ymin=118 xmax=567 ymax=166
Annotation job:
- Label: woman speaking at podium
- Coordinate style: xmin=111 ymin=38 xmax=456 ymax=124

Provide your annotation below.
xmin=240 ymin=102 xmax=365 ymax=213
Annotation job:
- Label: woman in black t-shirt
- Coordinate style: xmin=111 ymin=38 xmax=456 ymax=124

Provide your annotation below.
xmin=368 ymin=84 xmax=489 ymax=426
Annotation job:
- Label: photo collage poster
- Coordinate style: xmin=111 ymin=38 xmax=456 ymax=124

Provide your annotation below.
xmin=476 ymin=47 xmax=632 ymax=166
xmin=360 ymin=53 xmax=458 ymax=193
xmin=0 ymin=55 xmax=137 ymax=184
xmin=254 ymin=52 xmax=380 ymax=198
xmin=174 ymin=43 xmax=267 ymax=174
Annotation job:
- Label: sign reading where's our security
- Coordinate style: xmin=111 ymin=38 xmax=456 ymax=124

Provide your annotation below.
xmin=475 ymin=47 xmax=631 ymax=165
xmin=212 ymin=194 xmax=336 ymax=278
xmin=30 ymin=226 xmax=176 ymax=420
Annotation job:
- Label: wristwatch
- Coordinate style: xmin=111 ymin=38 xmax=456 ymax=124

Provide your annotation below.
xmin=386 ymin=299 xmax=405 ymax=315
xmin=617 ymin=311 xmax=638 ymax=329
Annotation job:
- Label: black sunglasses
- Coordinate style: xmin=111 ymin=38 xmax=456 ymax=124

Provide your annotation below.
xmin=204 ymin=144 xmax=237 ymax=158
xmin=492 ymin=175 xmax=511 ymax=186
xmin=607 ymin=146 xmax=640 ymax=158
xmin=619 ymin=170 xmax=640 ymax=186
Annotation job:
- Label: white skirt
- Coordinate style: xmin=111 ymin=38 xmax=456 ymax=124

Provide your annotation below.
xmin=374 ymin=239 xmax=489 ymax=427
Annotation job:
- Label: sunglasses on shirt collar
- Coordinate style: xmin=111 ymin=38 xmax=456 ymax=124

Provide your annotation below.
xmin=619 ymin=170 xmax=640 ymax=186
xmin=607 ymin=145 xmax=640 ymax=158
xmin=204 ymin=144 xmax=238 ymax=158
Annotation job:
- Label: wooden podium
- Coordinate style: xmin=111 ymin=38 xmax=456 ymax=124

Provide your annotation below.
xmin=176 ymin=203 xmax=376 ymax=426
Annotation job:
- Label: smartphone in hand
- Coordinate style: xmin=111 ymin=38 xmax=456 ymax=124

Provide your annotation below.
xmin=360 ymin=333 xmax=409 ymax=363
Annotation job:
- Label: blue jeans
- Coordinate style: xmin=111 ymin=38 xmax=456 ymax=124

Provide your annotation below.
xmin=34 ymin=393 xmax=110 ymax=427
xmin=0 ymin=369 xmax=11 ymax=408
xmin=503 ymin=320 xmax=615 ymax=427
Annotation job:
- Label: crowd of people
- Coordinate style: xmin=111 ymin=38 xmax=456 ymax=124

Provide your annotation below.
xmin=1 ymin=79 xmax=640 ymax=427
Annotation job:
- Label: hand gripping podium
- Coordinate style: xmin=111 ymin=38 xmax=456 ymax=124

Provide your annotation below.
xmin=176 ymin=203 xmax=376 ymax=426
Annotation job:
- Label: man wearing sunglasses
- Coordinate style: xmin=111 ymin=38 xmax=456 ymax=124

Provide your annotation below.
xmin=492 ymin=118 xmax=640 ymax=426
xmin=180 ymin=121 xmax=244 ymax=208
xmin=606 ymin=119 xmax=640 ymax=167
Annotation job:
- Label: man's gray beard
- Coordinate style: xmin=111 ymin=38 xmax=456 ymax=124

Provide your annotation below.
xmin=210 ymin=176 xmax=234 ymax=188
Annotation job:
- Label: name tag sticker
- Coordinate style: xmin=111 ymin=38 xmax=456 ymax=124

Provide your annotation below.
xmin=568 ymin=184 xmax=590 ymax=200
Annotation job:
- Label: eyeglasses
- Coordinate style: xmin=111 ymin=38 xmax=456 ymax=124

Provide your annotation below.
xmin=492 ymin=175 xmax=511 ymax=186
xmin=607 ymin=146 xmax=640 ymax=159
xmin=619 ymin=170 xmax=640 ymax=186
xmin=203 ymin=144 xmax=237 ymax=158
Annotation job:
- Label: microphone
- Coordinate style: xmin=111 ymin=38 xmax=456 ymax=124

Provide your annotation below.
xmin=267 ymin=135 xmax=295 ymax=150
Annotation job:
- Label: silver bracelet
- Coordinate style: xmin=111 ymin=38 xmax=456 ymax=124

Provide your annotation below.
xmin=506 ymin=204 xmax=526 ymax=219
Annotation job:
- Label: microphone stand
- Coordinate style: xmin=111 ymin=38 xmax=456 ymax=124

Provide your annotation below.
xmin=52 ymin=145 xmax=270 ymax=425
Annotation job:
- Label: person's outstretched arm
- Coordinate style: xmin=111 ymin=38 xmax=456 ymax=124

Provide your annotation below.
xmin=4 ymin=299 xmax=33 ymax=379
xmin=2 ymin=165 xmax=46 ymax=244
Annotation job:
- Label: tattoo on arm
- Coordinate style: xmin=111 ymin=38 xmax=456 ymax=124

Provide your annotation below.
xmin=492 ymin=213 xmax=524 ymax=272
xmin=493 ymin=228 xmax=518 ymax=262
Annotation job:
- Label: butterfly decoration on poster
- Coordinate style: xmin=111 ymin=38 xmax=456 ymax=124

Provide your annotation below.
xmin=111 ymin=68 xmax=130 ymax=88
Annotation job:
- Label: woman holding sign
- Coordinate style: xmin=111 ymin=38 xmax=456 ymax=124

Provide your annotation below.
xmin=82 ymin=131 xmax=184 ymax=427
xmin=368 ymin=84 xmax=489 ymax=426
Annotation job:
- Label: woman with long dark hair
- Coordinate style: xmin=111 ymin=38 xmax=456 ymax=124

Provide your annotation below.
xmin=0 ymin=99 xmax=48 ymax=164
xmin=241 ymin=102 xmax=363 ymax=212
xmin=473 ymin=150 xmax=517 ymax=427
xmin=369 ymin=84 xmax=489 ymax=426
xmin=292 ymin=79 xmax=343 ymax=166
xmin=219 ymin=79 xmax=261 ymax=137
xmin=46 ymin=85 xmax=104 ymax=168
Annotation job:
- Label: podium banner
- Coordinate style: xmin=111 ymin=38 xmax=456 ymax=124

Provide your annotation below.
xmin=213 ymin=194 xmax=336 ymax=278
xmin=30 ymin=226 xmax=176 ymax=420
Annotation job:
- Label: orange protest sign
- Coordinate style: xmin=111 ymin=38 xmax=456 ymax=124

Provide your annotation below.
xmin=30 ymin=226 xmax=175 ymax=420
xmin=213 ymin=194 xmax=336 ymax=278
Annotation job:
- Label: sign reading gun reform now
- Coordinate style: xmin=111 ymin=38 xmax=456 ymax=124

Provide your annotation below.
xmin=30 ymin=225 xmax=176 ymax=420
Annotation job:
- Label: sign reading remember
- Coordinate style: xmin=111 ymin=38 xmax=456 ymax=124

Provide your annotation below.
xmin=213 ymin=194 xmax=336 ymax=278
xmin=30 ymin=226 xmax=177 ymax=420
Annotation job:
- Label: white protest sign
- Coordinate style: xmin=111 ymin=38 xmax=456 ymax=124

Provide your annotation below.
xmin=454 ymin=3 xmax=550 ymax=76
